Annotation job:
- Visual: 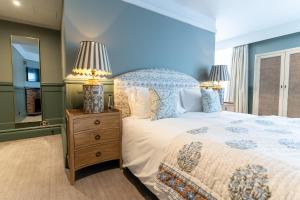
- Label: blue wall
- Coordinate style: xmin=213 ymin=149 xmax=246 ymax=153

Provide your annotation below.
xmin=248 ymin=32 xmax=300 ymax=113
xmin=63 ymin=0 xmax=215 ymax=80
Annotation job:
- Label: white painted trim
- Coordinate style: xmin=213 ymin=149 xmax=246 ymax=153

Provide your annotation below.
xmin=216 ymin=20 xmax=300 ymax=50
xmin=279 ymin=53 xmax=286 ymax=116
xmin=253 ymin=52 xmax=285 ymax=115
xmin=122 ymin=0 xmax=216 ymax=33
xmin=254 ymin=47 xmax=300 ymax=57
xmin=282 ymin=51 xmax=290 ymax=116
xmin=253 ymin=46 xmax=300 ymax=116
xmin=282 ymin=48 xmax=300 ymax=116
xmin=252 ymin=55 xmax=261 ymax=115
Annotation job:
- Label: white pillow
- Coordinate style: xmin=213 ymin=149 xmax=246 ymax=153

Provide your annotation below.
xmin=180 ymin=88 xmax=202 ymax=112
xmin=126 ymin=87 xmax=151 ymax=118
xmin=176 ymin=99 xmax=186 ymax=115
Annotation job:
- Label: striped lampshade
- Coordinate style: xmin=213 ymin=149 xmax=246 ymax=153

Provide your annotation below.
xmin=209 ymin=65 xmax=230 ymax=82
xmin=73 ymin=41 xmax=112 ymax=77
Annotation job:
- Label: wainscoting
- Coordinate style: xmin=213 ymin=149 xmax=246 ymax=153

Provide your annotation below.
xmin=41 ymin=83 xmax=65 ymax=125
xmin=0 ymin=82 xmax=64 ymax=141
xmin=64 ymin=79 xmax=113 ymax=110
xmin=0 ymin=82 xmax=15 ymax=130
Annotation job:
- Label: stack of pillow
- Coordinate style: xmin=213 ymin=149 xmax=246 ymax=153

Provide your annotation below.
xmin=125 ymin=87 xmax=221 ymax=121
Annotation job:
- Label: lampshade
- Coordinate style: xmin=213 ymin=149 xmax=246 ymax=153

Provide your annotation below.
xmin=209 ymin=65 xmax=230 ymax=82
xmin=73 ymin=41 xmax=112 ymax=77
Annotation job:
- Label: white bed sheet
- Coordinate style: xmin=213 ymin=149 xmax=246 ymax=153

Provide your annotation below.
xmin=122 ymin=112 xmax=246 ymax=198
xmin=122 ymin=111 xmax=300 ymax=199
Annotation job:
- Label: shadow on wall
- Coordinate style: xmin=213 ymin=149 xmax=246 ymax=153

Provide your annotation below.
xmin=63 ymin=0 xmax=215 ymax=81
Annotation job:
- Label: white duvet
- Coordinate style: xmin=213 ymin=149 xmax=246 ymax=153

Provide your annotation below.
xmin=122 ymin=111 xmax=300 ymax=200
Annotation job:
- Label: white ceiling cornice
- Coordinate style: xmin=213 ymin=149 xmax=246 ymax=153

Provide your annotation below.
xmin=0 ymin=15 xmax=59 ymax=30
xmin=122 ymin=0 xmax=216 ymax=33
xmin=216 ymin=20 xmax=300 ymax=49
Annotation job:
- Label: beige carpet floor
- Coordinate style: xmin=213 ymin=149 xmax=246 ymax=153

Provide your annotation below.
xmin=0 ymin=135 xmax=148 ymax=200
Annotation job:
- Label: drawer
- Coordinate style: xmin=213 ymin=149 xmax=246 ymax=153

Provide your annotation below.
xmin=73 ymin=114 xmax=120 ymax=133
xmin=75 ymin=142 xmax=120 ymax=169
xmin=223 ymin=104 xmax=235 ymax=112
xmin=74 ymin=128 xmax=120 ymax=149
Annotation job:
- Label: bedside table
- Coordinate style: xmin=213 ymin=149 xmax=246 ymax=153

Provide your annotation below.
xmin=65 ymin=109 xmax=122 ymax=185
xmin=222 ymin=102 xmax=235 ymax=112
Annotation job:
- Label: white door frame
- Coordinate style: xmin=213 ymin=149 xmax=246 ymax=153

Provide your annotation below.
xmin=282 ymin=48 xmax=300 ymax=116
xmin=253 ymin=47 xmax=300 ymax=116
xmin=253 ymin=52 xmax=285 ymax=115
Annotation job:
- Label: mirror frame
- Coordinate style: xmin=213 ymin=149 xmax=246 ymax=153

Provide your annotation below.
xmin=10 ymin=35 xmax=43 ymax=128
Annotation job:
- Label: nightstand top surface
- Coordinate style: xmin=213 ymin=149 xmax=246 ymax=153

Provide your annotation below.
xmin=66 ymin=109 xmax=119 ymax=117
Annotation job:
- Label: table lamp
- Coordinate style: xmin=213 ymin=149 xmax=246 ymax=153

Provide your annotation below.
xmin=209 ymin=65 xmax=230 ymax=104
xmin=73 ymin=41 xmax=112 ymax=113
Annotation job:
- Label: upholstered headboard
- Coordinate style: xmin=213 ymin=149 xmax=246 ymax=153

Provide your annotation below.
xmin=114 ymin=68 xmax=199 ymax=118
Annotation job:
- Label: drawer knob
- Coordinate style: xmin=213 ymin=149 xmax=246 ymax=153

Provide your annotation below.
xmin=95 ymin=134 xmax=101 ymax=140
xmin=94 ymin=120 xmax=100 ymax=125
xmin=95 ymin=152 xmax=102 ymax=157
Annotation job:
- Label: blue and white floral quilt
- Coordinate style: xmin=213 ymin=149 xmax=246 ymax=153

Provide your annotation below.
xmin=155 ymin=114 xmax=300 ymax=200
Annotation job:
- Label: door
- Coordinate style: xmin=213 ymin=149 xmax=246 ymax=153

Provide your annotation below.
xmin=284 ymin=50 xmax=300 ymax=117
xmin=253 ymin=53 xmax=285 ymax=116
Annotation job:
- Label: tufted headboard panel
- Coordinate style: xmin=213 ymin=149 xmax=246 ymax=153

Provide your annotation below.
xmin=113 ymin=68 xmax=199 ymax=118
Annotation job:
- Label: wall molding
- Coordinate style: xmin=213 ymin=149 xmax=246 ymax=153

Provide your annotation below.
xmin=0 ymin=122 xmax=15 ymax=130
xmin=0 ymin=84 xmax=64 ymax=140
xmin=0 ymin=82 xmax=13 ymax=86
xmin=122 ymin=0 xmax=216 ymax=33
xmin=41 ymin=82 xmax=65 ymax=86
xmin=216 ymin=20 xmax=300 ymax=49
xmin=0 ymin=124 xmax=61 ymax=142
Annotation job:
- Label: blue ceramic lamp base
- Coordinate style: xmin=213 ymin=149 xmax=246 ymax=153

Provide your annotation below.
xmin=83 ymin=84 xmax=104 ymax=113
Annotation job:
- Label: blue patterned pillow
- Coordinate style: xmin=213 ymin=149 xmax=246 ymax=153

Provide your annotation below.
xmin=149 ymin=88 xmax=178 ymax=120
xmin=201 ymin=89 xmax=221 ymax=113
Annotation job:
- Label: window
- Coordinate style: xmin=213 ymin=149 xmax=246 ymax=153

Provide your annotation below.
xmin=214 ymin=48 xmax=233 ymax=101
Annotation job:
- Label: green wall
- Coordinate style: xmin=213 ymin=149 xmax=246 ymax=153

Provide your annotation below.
xmin=64 ymin=79 xmax=113 ymax=110
xmin=0 ymin=20 xmax=64 ymax=140
xmin=0 ymin=83 xmax=15 ymax=130
xmin=0 ymin=20 xmax=62 ymax=83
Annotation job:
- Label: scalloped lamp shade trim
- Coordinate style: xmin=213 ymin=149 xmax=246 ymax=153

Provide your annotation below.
xmin=73 ymin=41 xmax=112 ymax=77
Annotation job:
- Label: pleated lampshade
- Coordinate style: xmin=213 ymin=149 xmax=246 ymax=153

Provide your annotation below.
xmin=209 ymin=65 xmax=230 ymax=82
xmin=73 ymin=41 xmax=112 ymax=77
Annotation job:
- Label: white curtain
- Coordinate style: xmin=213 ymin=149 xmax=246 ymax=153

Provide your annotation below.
xmin=228 ymin=45 xmax=248 ymax=113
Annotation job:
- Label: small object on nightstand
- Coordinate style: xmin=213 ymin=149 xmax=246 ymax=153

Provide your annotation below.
xmin=72 ymin=41 xmax=112 ymax=113
xmin=222 ymin=102 xmax=235 ymax=112
xmin=65 ymin=109 xmax=122 ymax=185
xmin=108 ymin=94 xmax=114 ymax=110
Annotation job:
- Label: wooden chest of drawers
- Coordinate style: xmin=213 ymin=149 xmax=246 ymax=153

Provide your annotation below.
xmin=222 ymin=102 xmax=235 ymax=112
xmin=66 ymin=109 xmax=122 ymax=184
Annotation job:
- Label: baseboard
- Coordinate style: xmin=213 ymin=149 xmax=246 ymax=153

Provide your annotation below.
xmin=45 ymin=117 xmax=64 ymax=125
xmin=0 ymin=124 xmax=62 ymax=142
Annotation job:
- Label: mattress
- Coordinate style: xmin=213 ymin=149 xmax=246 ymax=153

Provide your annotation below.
xmin=122 ymin=111 xmax=300 ymax=199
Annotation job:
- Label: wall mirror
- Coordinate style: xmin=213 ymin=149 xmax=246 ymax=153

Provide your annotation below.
xmin=11 ymin=35 xmax=42 ymax=125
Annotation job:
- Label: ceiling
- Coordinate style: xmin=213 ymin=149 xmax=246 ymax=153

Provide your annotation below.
xmin=2 ymin=0 xmax=300 ymax=48
xmin=0 ymin=0 xmax=62 ymax=30
xmin=124 ymin=0 xmax=300 ymax=48
xmin=12 ymin=35 xmax=39 ymax=62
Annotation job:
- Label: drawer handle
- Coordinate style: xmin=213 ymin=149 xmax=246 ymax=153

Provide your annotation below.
xmin=95 ymin=152 xmax=102 ymax=157
xmin=94 ymin=120 xmax=100 ymax=125
xmin=95 ymin=134 xmax=101 ymax=140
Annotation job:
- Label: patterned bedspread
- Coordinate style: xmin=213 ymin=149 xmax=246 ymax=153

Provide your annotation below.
xmin=155 ymin=115 xmax=300 ymax=200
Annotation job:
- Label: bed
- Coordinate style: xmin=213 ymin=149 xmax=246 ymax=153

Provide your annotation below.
xmin=114 ymin=69 xmax=300 ymax=200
